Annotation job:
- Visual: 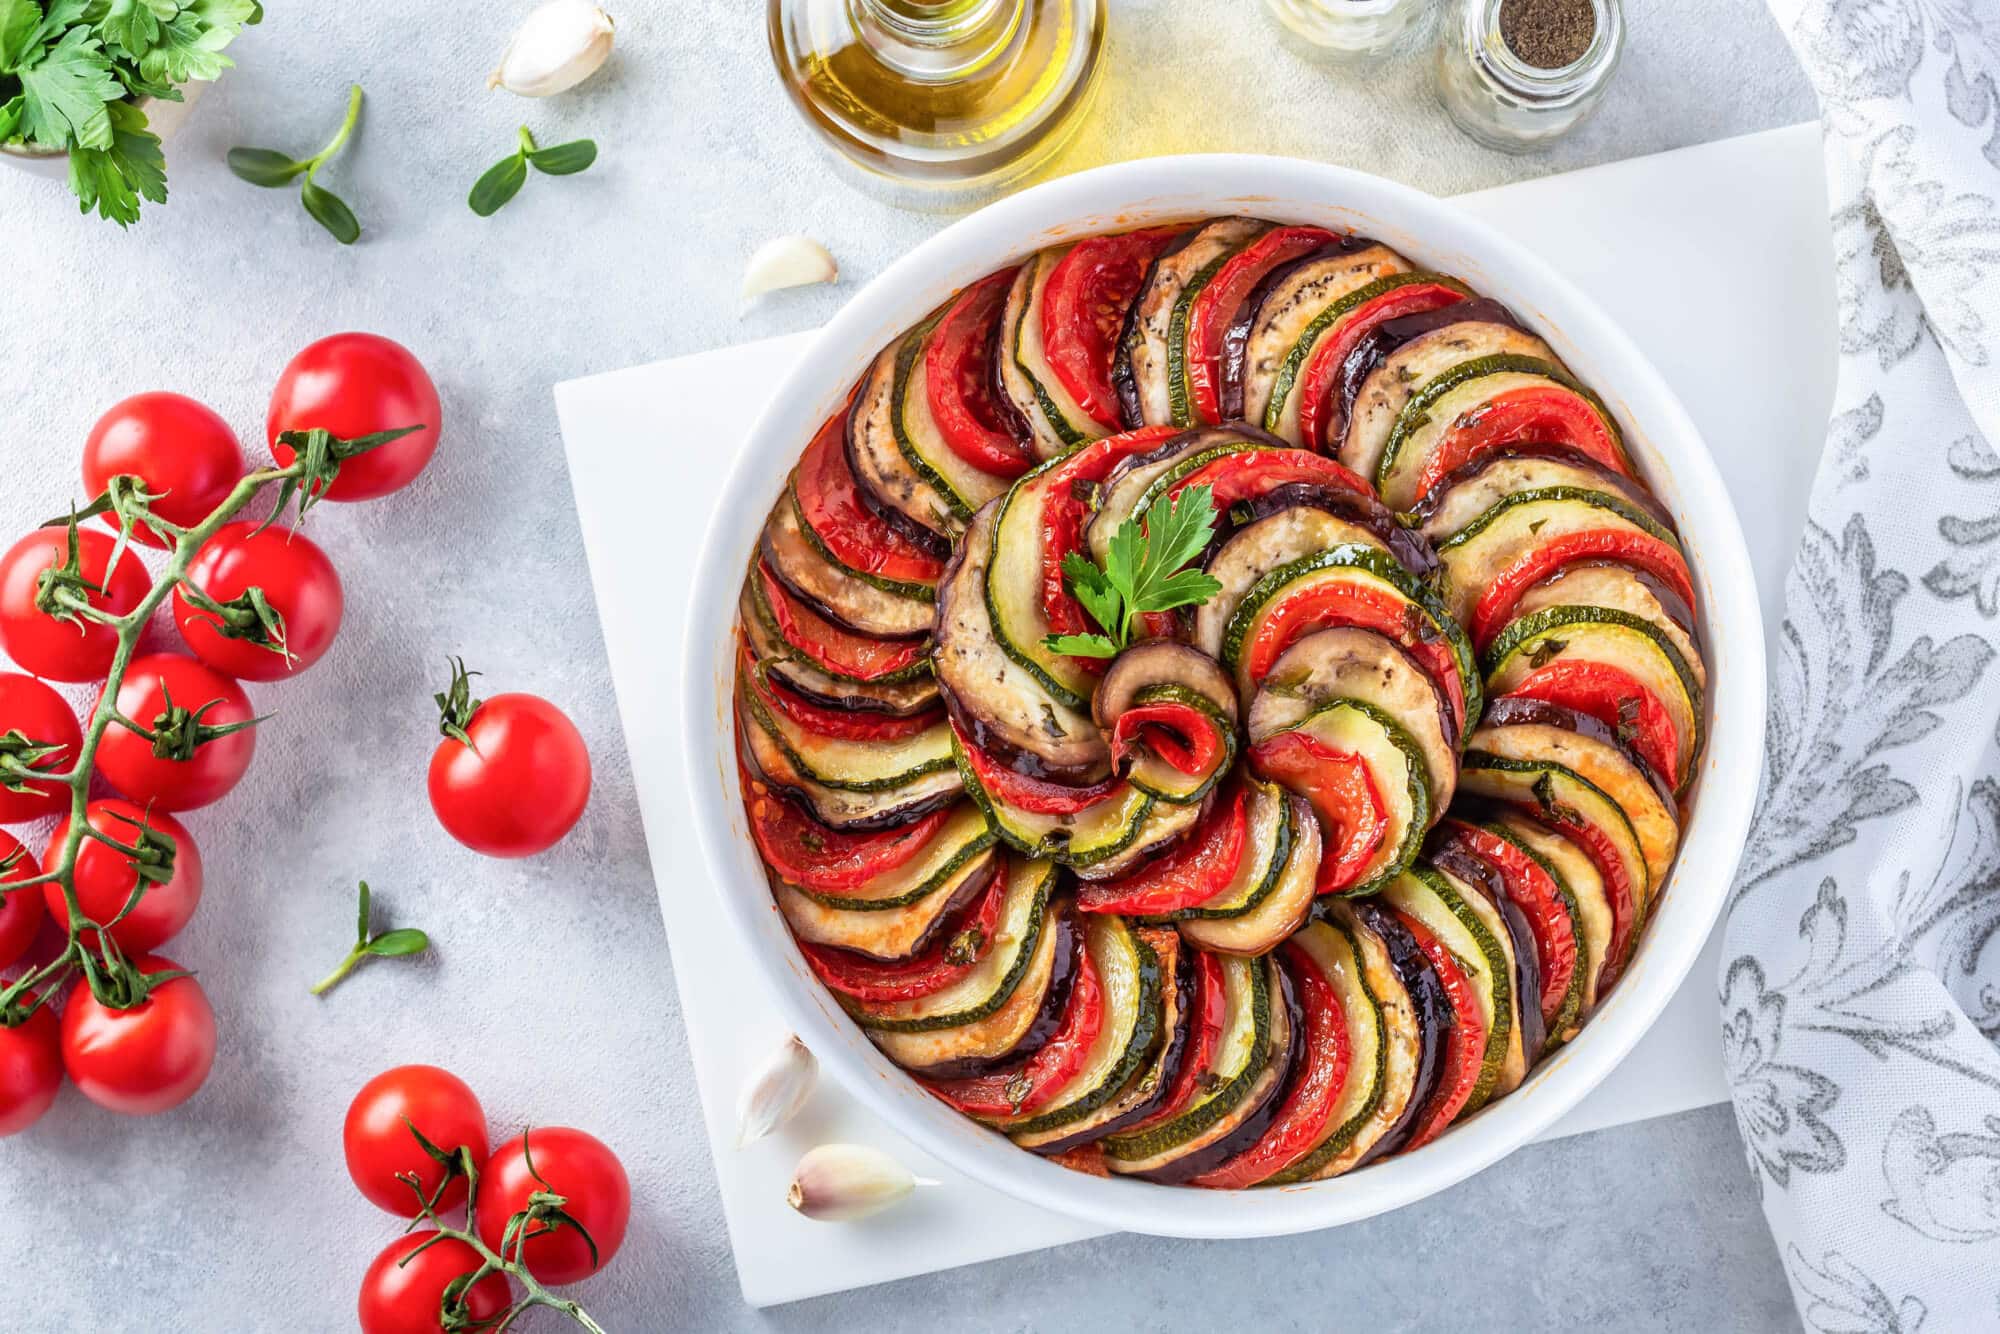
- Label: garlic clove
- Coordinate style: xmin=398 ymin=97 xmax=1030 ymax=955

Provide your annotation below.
xmin=741 ymin=235 xmax=839 ymax=302
xmin=736 ymin=1034 xmax=817 ymax=1149
xmin=787 ymin=1143 xmax=938 ymax=1222
xmin=489 ymin=0 xmax=616 ymax=98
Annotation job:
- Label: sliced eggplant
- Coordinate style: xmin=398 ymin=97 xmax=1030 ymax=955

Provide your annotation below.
xmin=1407 ymin=447 xmax=1670 ymax=539
xmin=1250 ymin=698 xmax=1432 ymax=897
xmin=741 ymin=703 xmax=962 ymax=831
xmin=1117 ymin=218 xmax=1272 ymax=428
xmin=1192 ymin=504 xmax=1399 ymax=663
xmin=1340 ymin=320 xmax=1557 ymax=482
xmin=1231 ymin=482 xmax=1439 ymax=582
xmin=1432 ymin=486 xmax=1689 ymax=629
xmin=1085 ymin=425 xmax=1272 ymax=566
xmin=1429 ymin=843 xmax=1545 ymax=1067
xmin=740 ymin=574 xmax=939 ymax=714
xmin=856 ymin=856 xmax=1058 ymax=1036
xmin=1093 ymin=641 xmax=1240 ymax=805
xmin=1508 ymin=563 xmax=1705 ymax=690
xmin=1383 ymin=865 xmax=1521 ymax=1113
xmin=1231 ymin=244 xmax=1411 ymax=433
xmin=776 ymin=853 xmax=996 ymax=962
xmin=896 ymin=317 xmax=1018 ymax=520
xmin=788 ymin=802 xmax=997 ymax=911
xmin=1431 ymin=817 xmax=1582 ymax=1054
xmin=1347 ymin=899 xmax=1447 ymax=1166
xmin=998 ymin=249 xmax=1106 ymax=459
xmin=1180 ymin=790 xmax=1318 ymax=954
xmin=847 ymin=329 xmax=962 ymax=547
xmin=955 ymin=731 xmax=1159 ymax=869
xmin=740 ymin=671 xmax=954 ymax=793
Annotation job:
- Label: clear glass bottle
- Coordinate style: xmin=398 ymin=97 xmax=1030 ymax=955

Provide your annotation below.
xmin=1264 ymin=0 xmax=1436 ymax=65
xmin=768 ymin=0 xmax=1107 ymax=211
xmin=1434 ymin=0 xmax=1624 ymax=153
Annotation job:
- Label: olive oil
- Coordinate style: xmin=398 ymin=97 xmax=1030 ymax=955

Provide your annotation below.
xmin=769 ymin=0 xmax=1107 ymax=209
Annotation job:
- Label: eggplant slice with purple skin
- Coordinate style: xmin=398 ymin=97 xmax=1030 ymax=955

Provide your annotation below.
xmin=761 ymin=491 xmax=936 ymax=640
xmin=738 ymin=573 xmax=940 ymax=717
xmin=776 ymin=850 xmax=1001 ymax=964
xmin=1093 ymin=641 xmax=1240 ymax=805
xmin=1339 ymin=319 xmax=1558 ymax=483
xmin=1113 ymin=217 xmax=1274 ymax=429
xmin=1223 ymin=241 xmax=1410 ymax=436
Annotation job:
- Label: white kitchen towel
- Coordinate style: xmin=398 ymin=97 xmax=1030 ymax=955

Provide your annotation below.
xmin=1723 ymin=4 xmax=2000 ymax=1330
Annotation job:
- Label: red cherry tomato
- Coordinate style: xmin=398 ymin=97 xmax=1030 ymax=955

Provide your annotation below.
xmin=81 ymin=392 xmax=244 ymax=548
xmin=0 ymin=832 xmax=46 ymax=971
xmin=172 ymin=521 xmax=344 ymax=681
xmin=358 ymin=1232 xmax=513 ymax=1334
xmin=0 ymin=999 xmax=63 ymax=1138
xmin=428 ymin=681 xmax=591 ymax=859
xmin=42 ymin=801 xmax=202 ymax=955
xmin=0 ymin=674 xmax=82 ymax=824
xmin=344 ymin=1065 xmax=492 ymax=1216
xmin=474 ymin=1127 xmax=631 ymax=1286
xmin=0 ymin=527 xmax=150 ymax=682
xmin=268 ymin=333 xmax=441 ymax=502
xmin=95 ymin=652 xmax=258 ymax=812
xmin=60 ymin=956 xmax=216 ymax=1115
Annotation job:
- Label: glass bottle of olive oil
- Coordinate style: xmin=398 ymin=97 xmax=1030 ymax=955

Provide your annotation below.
xmin=768 ymin=0 xmax=1107 ymax=210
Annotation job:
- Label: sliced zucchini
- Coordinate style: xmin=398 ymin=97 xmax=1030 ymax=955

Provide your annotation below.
xmin=984 ymin=457 xmax=1107 ymax=712
xmin=1192 ymin=503 xmax=1398 ymax=663
xmin=847 ymin=329 xmax=962 ymax=546
xmin=740 ymin=672 xmax=953 ymax=794
xmin=1382 ymin=866 xmax=1519 ymax=1113
xmin=1070 ymin=797 xmax=1209 ymax=881
xmin=855 ymin=857 xmax=1059 ymax=1036
xmin=776 ymin=853 xmax=996 ymax=961
xmin=1254 ymin=698 xmax=1432 ymax=897
xmin=1181 ymin=790 xmax=1318 ymax=953
xmin=789 ymin=802 xmax=997 ymax=911
xmin=895 ymin=315 xmax=1017 ymax=520
xmin=954 ymin=732 xmax=1155 ymax=868
xmin=1485 ymin=812 xmax=1613 ymax=1018
xmin=1340 ymin=320 xmax=1556 ymax=482
xmin=741 ymin=701 xmax=962 ymax=831
xmin=1433 ymin=486 xmax=1687 ymax=629
xmin=1435 ymin=817 xmax=1588 ymax=1050
xmin=1407 ymin=449 xmax=1665 ymax=543
xmin=740 ymin=573 xmax=938 ymax=709
xmin=998 ymin=249 xmax=1106 ymax=459
xmin=1119 ymin=217 xmax=1271 ymax=428
xmin=1508 ymin=563 xmax=1705 ymax=691
xmin=1262 ymin=272 xmax=1467 ymax=445
xmin=1235 ymin=246 xmax=1412 ymax=433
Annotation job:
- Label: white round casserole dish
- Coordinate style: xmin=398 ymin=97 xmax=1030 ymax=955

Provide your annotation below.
xmin=684 ymin=155 xmax=1763 ymax=1238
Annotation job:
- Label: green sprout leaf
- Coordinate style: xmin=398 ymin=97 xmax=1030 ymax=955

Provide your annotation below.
xmin=230 ymin=83 xmax=364 ymax=244
xmin=469 ymin=125 xmax=596 ymax=217
xmin=225 ymin=146 xmax=305 ymax=187
xmin=300 ymin=178 xmax=359 ymax=244
xmin=468 ymin=152 xmax=528 ymax=217
xmin=311 ymin=880 xmax=431 ymax=996
xmin=526 ymin=138 xmax=596 ymax=176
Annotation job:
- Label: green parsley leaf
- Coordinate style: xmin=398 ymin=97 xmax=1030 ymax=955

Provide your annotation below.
xmin=18 ymin=24 xmax=121 ymax=150
xmin=137 ymin=0 xmax=254 ymax=87
xmin=96 ymin=0 xmax=177 ymax=63
xmin=1043 ymin=632 xmax=1121 ymax=660
xmin=1039 ymin=485 xmax=1223 ymax=658
xmin=0 ymin=0 xmax=40 ymax=70
xmin=67 ymin=99 xmax=164 ymax=226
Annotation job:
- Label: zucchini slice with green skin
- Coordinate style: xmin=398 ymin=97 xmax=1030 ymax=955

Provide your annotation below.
xmin=1162 ymin=226 xmax=1285 ymax=426
xmin=1235 ymin=246 xmax=1412 ymax=433
xmin=1432 ymin=486 xmax=1687 ymax=629
xmin=894 ymin=313 xmax=1018 ymax=520
xmin=1084 ymin=426 xmax=1264 ymax=566
xmin=983 ymin=457 xmax=1102 ymax=713
xmin=1253 ymin=698 xmax=1433 ymax=898
xmin=1439 ymin=816 xmax=1591 ymax=1050
xmin=1407 ymin=448 xmax=1667 ymax=544
xmin=1069 ymin=797 xmax=1209 ymax=882
xmin=1093 ymin=642 xmax=1240 ymax=805
xmin=1340 ymin=319 xmax=1556 ymax=483
xmin=847 ymin=329 xmax=963 ymax=546
xmin=740 ymin=572 xmax=938 ymax=704
xmin=1180 ymin=790 xmax=1317 ymax=953
xmin=1262 ymin=271 xmax=1465 ymax=444
xmin=1485 ymin=812 xmax=1614 ymax=1019
xmin=1140 ymin=777 xmax=1292 ymax=923
xmin=789 ymin=802 xmax=997 ymax=911
xmin=740 ymin=700 xmax=962 ymax=832
xmin=740 ymin=670 xmax=955 ymax=794
xmin=786 ymin=478 xmax=938 ymax=605
xmin=1192 ymin=504 xmax=1399 ymax=663
xmin=1382 ymin=865 xmax=1521 ymax=1113
xmin=982 ymin=916 xmax=1165 ymax=1134
xmin=855 ymin=858 xmax=1060 ymax=1036
xmin=1120 ymin=218 xmax=1271 ymax=428
xmin=1506 ymin=563 xmax=1705 ymax=690
xmin=954 ymin=732 xmax=1156 ymax=868
xmin=777 ymin=852 xmax=997 ymax=962
xmin=998 ymin=249 xmax=1104 ymax=459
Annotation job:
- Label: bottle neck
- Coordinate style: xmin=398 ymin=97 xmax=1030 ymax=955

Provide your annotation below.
xmin=846 ymin=0 xmax=1023 ymax=80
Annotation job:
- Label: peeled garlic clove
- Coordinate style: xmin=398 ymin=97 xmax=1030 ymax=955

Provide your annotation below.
xmin=741 ymin=235 xmax=839 ymax=302
xmin=489 ymin=0 xmax=616 ymax=98
xmin=736 ymin=1034 xmax=817 ymax=1149
xmin=787 ymin=1143 xmax=936 ymax=1222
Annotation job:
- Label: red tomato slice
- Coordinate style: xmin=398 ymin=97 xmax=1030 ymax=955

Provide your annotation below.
xmin=1415 ymin=385 xmax=1630 ymax=505
xmin=1042 ymin=228 xmax=1183 ymax=428
xmin=1164 ymin=447 xmax=1369 ymax=511
xmin=1504 ymin=660 xmax=1682 ymax=788
xmin=1039 ymin=426 xmax=1186 ymax=645
xmin=1184 ymin=226 xmax=1334 ymax=424
xmin=1191 ymin=938 xmax=1352 ymax=1188
xmin=1076 ymin=784 xmax=1248 ymax=916
xmin=744 ymin=768 xmax=953 ymax=892
xmin=1297 ymin=283 xmax=1467 ymax=452
xmin=926 ymin=268 xmax=1033 ymax=477
xmin=1394 ymin=909 xmax=1488 ymax=1152
xmin=756 ymin=562 xmax=929 ymax=681
xmin=953 ymin=717 xmax=1125 ymax=815
xmin=1242 ymin=580 xmax=1466 ymax=736
xmin=1117 ymin=949 xmax=1226 ymax=1137
xmin=1109 ymin=700 xmax=1223 ymax=777
xmin=926 ymin=933 xmax=1106 ymax=1118
xmin=1249 ymin=730 xmax=1387 ymax=895
xmin=1509 ymin=808 xmax=1640 ymax=991
xmin=742 ymin=648 xmax=940 ymax=742
xmin=799 ymin=865 xmax=1007 ymax=1003
xmin=793 ymin=413 xmax=946 ymax=587
xmin=1471 ymin=533 xmax=1695 ymax=651
xmin=1436 ymin=820 xmax=1579 ymax=1028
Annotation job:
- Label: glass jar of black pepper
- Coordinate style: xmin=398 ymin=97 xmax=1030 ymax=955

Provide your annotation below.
xmin=1434 ymin=0 xmax=1624 ymax=152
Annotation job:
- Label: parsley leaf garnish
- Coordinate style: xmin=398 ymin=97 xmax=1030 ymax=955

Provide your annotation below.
xmin=1042 ymin=485 xmax=1224 ymax=659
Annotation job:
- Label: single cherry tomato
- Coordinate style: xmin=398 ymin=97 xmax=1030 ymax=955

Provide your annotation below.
xmin=173 ymin=520 xmax=345 ymax=681
xmin=268 ymin=333 xmax=441 ymax=502
xmin=0 ymin=831 xmax=46 ymax=971
xmin=81 ymin=392 xmax=244 ymax=548
xmin=428 ymin=662 xmax=590 ymax=858
xmin=41 ymin=801 xmax=202 ymax=955
xmin=94 ymin=652 xmax=258 ymax=812
xmin=60 ymin=956 xmax=216 ymax=1115
xmin=344 ymin=1065 xmax=492 ymax=1216
xmin=0 ymin=998 xmax=63 ymax=1137
xmin=474 ymin=1127 xmax=631 ymax=1286
xmin=358 ymin=1232 xmax=513 ymax=1334
xmin=0 ymin=527 xmax=150 ymax=682
xmin=0 ymin=674 xmax=83 ymax=824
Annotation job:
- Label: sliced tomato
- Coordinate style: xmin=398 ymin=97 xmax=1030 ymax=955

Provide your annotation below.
xmin=1191 ymin=938 xmax=1351 ymax=1188
xmin=1109 ymin=700 xmax=1224 ymax=777
xmin=756 ymin=561 xmax=929 ymax=681
xmin=1249 ymin=730 xmax=1386 ymax=896
xmin=1117 ymin=950 xmax=1226 ymax=1136
xmin=1470 ymin=533 xmax=1695 ymax=651
xmin=1164 ymin=447 xmax=1369 ymax=512
xmin=1243 ymin=581 xmax=1466 ymax=733
xmin=1042 ymin=227 xmax=1184 ymax=428
xmin=1076 ymin=785 xmax=1248 ymax=916
xmin=800 ymin=866 xmax=1007 ymax=1003
xmin=744 ymin=767 xmax=953 ymax=891
xmin=742 ymin=647 xmax=940 ymax=742
xmin=794 ymin=413 xmax=947 ymax=586
xmin=1184 ymin=226 xmax=1334 ymax=424
xmin=1394 ymin=909 xmax=1487 ymax=1152
xmin=926 ymin=934 xmax=1105 ymax=1118
xmin=1510 ymin=808 xmax=1640 ymax=992
xmin=1437 ymin=820 xmax=1578 ymax=1028
xmin=1048 ymin=1143 xmax=1111 ymax=1176
xmin=1297 ymin=282 xmax=1467 ymax=452
xmin=953 ymin=718 xmax=1124 ymax=815
xmin=1038 ymin=425 xmax=1186 ymax=644
xmin=1416 ymin=385 xmax=1630 ymax=505
xmin=927 ymin=268 xmax=1033 ymax=477
xmin=1504 ymin=660 xmax=1682 ymax=788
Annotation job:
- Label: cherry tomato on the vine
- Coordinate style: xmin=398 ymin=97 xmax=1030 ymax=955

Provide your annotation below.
xmin=0 ymin=999 xmax=62 ymax=1138
xmin=268 ymin=333 xmax=442 ymax=502
xmin=0 ymin=673 xmax=82 ymax=824
xmin=0 ymin=527 xmax=150 ymax=683
xmin=42 ymin=800 xmax=202 ymax=955
xmin=95 ymin=652 xmax=258 ymax=812
xmin=173 ymin=520 xmax=345 ymax=681
xmin=358 ymin=1232 xmax=513 ymax=1334
xmin=81 ymin=392 xmax=244 ymax=549
xmin=0 ymin=832 xmax=46 ymax=971
xmin=428 ymin=664 xmax=590 ymax=859
xmin=474 ymin=1127 xmax=630 ymax=1286
xmin=60 ymin=956 xmax=216 ymax=1115
xmin=344 ymin=1064 xmax=492 ymax=1216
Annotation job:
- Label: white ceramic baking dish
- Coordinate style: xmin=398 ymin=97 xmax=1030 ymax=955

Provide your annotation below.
xmin=683 ymin=154 xmax=1763 ymax=1239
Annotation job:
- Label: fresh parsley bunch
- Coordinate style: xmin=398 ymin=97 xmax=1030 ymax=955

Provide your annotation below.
xmin=0 ymin=0 xmax=263 ymax=226
xmin=1043 ymin=485 xmax=1225 ymax=659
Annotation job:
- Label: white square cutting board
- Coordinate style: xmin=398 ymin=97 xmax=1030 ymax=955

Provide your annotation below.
xmin=555 ymin=122 xmax=1835 ymax=1308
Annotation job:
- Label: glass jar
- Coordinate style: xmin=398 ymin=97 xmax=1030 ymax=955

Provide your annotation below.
xmin=1434 ymin=0 xmax=1624 ymax=153
xmin=1264 ymin=0 xmax=1435 ymax=64
xmin=768 ymin=0 xmax=1107 ymax=211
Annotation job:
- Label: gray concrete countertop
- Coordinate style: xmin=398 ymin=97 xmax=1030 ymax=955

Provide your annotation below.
xmin=2 ymin=1 xmax=1813 ymax=1328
